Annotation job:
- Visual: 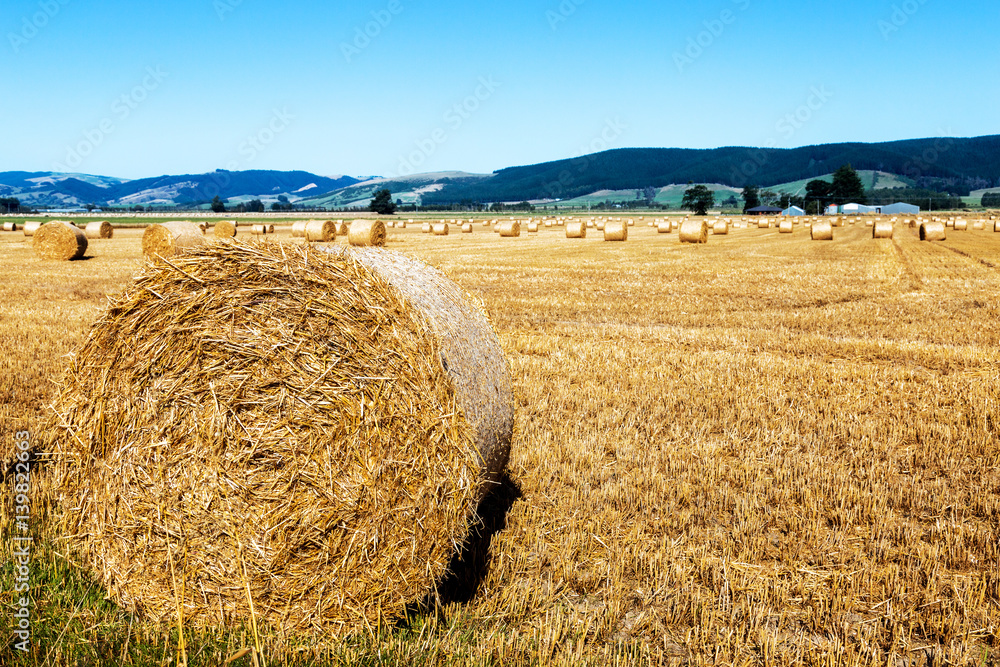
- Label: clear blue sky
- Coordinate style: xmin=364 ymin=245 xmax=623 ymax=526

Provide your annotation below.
xmin=2 ymin=0 xmax=997 ymax=180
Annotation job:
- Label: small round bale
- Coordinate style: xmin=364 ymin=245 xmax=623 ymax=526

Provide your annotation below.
xmin=267 ymin=224 xmax=275 ymax=234
xmin=527 ymin=222 xmax=539 ymax=233
xmin=596 ymin=220 xmax=606 ymax=231
xmin=954 ymin=219 xmax=968 ymax=231
xmin=214 ymin=220 xmax=238 ymax=238
xmin=498 ymin=221 xmax=520 ymax=237
xmin=336 ymin=221 xmax=349 ymax=236
xmin=33 ymin=221 xmax=88 ymax=260
xmin=250 ymin=224 xmax=269 ymax=235
xmin=47 ymin=240 xmax=513 ymax=636
xmin=873 ymin=220 xmax=894 ymax=239
xmin=291 ymin=220 xmax=309 ymax=238
xmin=3 ymin=222 xmax=19 ymax=232
xmin=348 ymin=219 xmax=386 ymax=247
xmin=656 ymin=221 xmax=672 ymax=234
xmin=396 ymin=220 xmax=407 ymax=229
xmin=972 ymin=220 xmax=985 ymax=230
xmin=758 ymin=219 xmax=771 ymax=229
xmin=920 ymin=221 xmax=946 ymax=241
xmin=142 ymin=221 xmax=206 ymax=258
xmin=679 ymin=219 xmax=708 ymax=244
xmin=995 ymin=221 xmax=1000 ymax=232
xmin=811 ymin=220 xmax=834 ymax=241
xmin=422 ymin=222 xmax=432 ymax=234
xmin=305 ymin=219 xmax=337 ymax=242
xmin=603 ymin=220 xmax=627 ymax=241
xmin=778 ymin=219 xmax=793 ymax=234
xmin=713 ymin=221 xmax=729 ymax=235
xmin=432 ymin=222 xmax=449 ymax=236
xmin=23 ymin=221 xmax=43 ymax=237
xmin=84 ymin=220 xmax=114 ymax=239
xmin=461 ymin=223 xmax=473 ymax=233
xmin=566 ymin=221 xmax=586 ymax=238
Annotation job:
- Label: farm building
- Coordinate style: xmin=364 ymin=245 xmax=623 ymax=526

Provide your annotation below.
xmin=876 ymin=202 xmax=920 ymax=215
xmin=782 ymin=206 xmax=806 ymax=216
xmin=746 ymin=206 xmax=783 ymax=215
xmin=825 ymin=203 xmax=877 ymax=215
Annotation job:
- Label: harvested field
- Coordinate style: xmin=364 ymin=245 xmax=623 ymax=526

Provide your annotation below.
xmin=1 ymin=220 xmax=999 ymax=665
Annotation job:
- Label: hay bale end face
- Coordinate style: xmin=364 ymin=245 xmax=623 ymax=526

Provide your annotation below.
xmin=304 ymin=219 xmax=336 ymax=242
xmin=920 ymin=221 xmax=946 ymax=241
xmin=48 ymin=241 xmax=513 ymax=635
xmin=348 ymin=219 xmax=386 ymax=247
xmin=214 ymin=220 xmax=237 ymax=238
xmin=142 ymin=221 xmax=207 ymax=259
xmin=3 ymin=221 xmax=19 ymax=232
xmin=603 ymin=220 xmax=627 ymax=241
xmin=679 ymin=219 xmax=708 ymax=244
xmin=84 ymin=220 xmax=113 ymax=239
xmin=33 ymin=221 xmax=88 ymax=260
xmin=873 ymin=220 xmax=894 ymax=239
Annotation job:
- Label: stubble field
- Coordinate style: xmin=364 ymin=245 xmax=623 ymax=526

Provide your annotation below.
xmin=2 ymin=217 xmax=999 ymax=666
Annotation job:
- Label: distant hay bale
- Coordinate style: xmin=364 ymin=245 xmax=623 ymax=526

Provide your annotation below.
xmin=778 ymin=220 xmax=793 ymax=234
xmin=565 ymin=221 xmax=586 ymax=238
xmin=333 ymin=221 xmax=348 ymax=236
xmin=3 ymin=222 xmax=19 ymax=232
xmin=348 ymin=219 xmax=386 ymax=247
xmin=142 ymin=221 xmax=206 ymax=259
xmin=872 ymin=220 xmax=894 ymax=239
xmin=656 ymin=221 xmax=671 ymax=234
xmin=432 ymin=223 xmax=449 ymax=236
xmin=33 ymin=221 xmax=88 ymax=260
xmin=47 ymin=240 xmax=513 ymax=636
xmin=627 ymin=219 xmax=634 ymax=226
xmin=972 ymin=220 xmax=985 ymax=230
xmin=954 ymin=219 xmax=968 ymax=231
xmin=422 ymin=222 xmax=432 ymax=234
xmin=305 ymin=219 xmax=337 ymax=242
xmin=250 ymin=224 xmax=269 ymax=235
xmin=603 ymin=220 xmax=627 ymax=241
xmin=757 ymin=219 xmax=771 ymax=229
xmin=214 ymin=220 xmax=238 ymax=238
xmin=23 ymin=221 xmax=43 ymax=237
xmin=396 ymin=220 xmax=407 ymax=229
xmin=713 ymin=221 xmax=729 ymax=235
xmin=920 ymin=221 xmax=946 ymax=241
xmin=461 ymin=223 xmax=473 ymax=233
xmin=679 ymin=219 xmax=708 ymax=244
xmin=84 ymin=221 xmax=113 ymax=239
xmin=527 ymin=222 xmax=539 ymax=233
xmin=292 ymin=220 xmax=309 ymax=237
xmin=596 ymin=220 xmax=606 ymax=230
xmin=199 ymin=222 xmax=209 ymax=233
xmin=865 ymin=219 xmax=875 ymax=227
xmin=995 ymin=221 xmax=1000 ymax=232
xmin=498 ymin=221 xmax=520 ymax=237
xmin=811 ymin=221 xmax=834 ymax=241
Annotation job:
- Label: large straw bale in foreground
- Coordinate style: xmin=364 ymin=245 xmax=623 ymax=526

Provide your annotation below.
xmin=48 ymin=241 xmax=513 ymax=635
xmin=142 ymin=221 xmax=206 ymax=258
xmin=84 ymin=220 xmax=113 ymax=239
xmin=348 ymin=219 xmax=386 ymax=247
xmin=679 ymin=219 xmax=708 ymax=243
xmin=33 ymin=221 xmax=88 ymax=260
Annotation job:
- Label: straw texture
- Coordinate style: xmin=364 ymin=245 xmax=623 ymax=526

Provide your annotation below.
xmin=33 ymin=221 xmax=88 ymax=260
xmin=48 ymin=240 xmax=513 ymax=635
xmin=214 ymin=221 xmax=237 ymax=238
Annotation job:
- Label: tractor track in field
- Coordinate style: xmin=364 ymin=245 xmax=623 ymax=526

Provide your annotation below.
xmin=891 ymin=236 xmax=923 ymax=291
xmin=941 ymin=245 xmax=998 ymax=269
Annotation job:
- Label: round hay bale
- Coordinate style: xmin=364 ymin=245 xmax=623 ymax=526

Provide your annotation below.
xmin=972 ymin=220 xmax=985 ymax=230
xmin=214 ymin=220 xmax=238 ymax=238
xmin=713 ymin=220 xmax=729 ymax=235
xmin=757 ymin=219 xmax=771 ymax=229
xmin=84 ymin=220 xmax=114 ymax=239
xmin=873 ymin=220 xmax=894 ymax=239
xmin=461 ymin=223 xmax=473 ymax=233
xmin=267 ymin=224 xmax=275 ymax=234
xmin=656 ymin=221 xmax=671 ymax=234
xmin=627 ymin=219 xmax=634 ymax=227
xmin=305 ymin=219 xmax=336 ymax=242
xmin=432 ymin=223 xmax=449 ymax=236
xmin=595 ymin=220 xmax=606 ymax=231
xmin=142 ymin=221 xmax=206 ymax=258
xmin=23 ymin=221 xmax=43 ymax=237
xmin=565 ymin=221 xmax=586 ymax=238
xmin=920 ymin=221 xmax=946 ymax=241
xmin=778 ymin=220 xmax=793 ymax=234
xmin=955 ymin=219 xmax=968 ymax=231
xmin=348 ymin=219 xmax=386 ymax=247
xmin=422 ymin=222 xmax=432 ymax=234
xmin=498 ymin=221 xmax=520 ymax=237
xmin=250 ymin=224 xmax=269 ymax=235
xmin=47 ymin=240 xmax=513 ymax=636
xmin=865 ymin=219 xmax=875 ymax=227
xmin=291 ymin=220 xmax=309 ymax=237
xmin=33 ymin=221 xmax=88 ymax=260
xmin=679 ymin=219 xmax=708 ymax=244
xmin=336 ymin=221 xmax=349 ymax=236
xmin=396 ymin=220 xmax=407 ymax=229
xmin=199 ymin=222 xmax=209 ymax=233
xmin=811 ymin=220 xmax=833 ymax=241
xmin=527 ymin=222 xmax=539 ymax=233
xmin=3 ymin=221 xmax=19 ymax=232
xmin=603 ymin=220 xmax=627 ymax=241
xmin=995 ymin=221 xmax=1000 ymax=232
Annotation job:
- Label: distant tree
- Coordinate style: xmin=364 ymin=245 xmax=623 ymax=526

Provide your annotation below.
xmin=681 ymin=185 xmax=715 ymax=215
xmin=271 ymin=202 xmax=282 ymax=211
xmin=211 ymin=196 xmax=226 ymax=213
xmin=721 ymin=195 xmax=739 ymax=209
xmin=981 ymin=192 xmax=1000 ymax=209
xmin=85 ymin=203 xmax=96 ymax=212
xmin=132 ymin=204 xmax=144 ymax=212
xmin=760 ymin=190 xmax=779 ymax=206
xmin=778 ymin=194 xmax=805 ymax=210
xmin=741 ymin=184 xmax=760 ymax=212
xmin=804 ymin=179 xmax=833 ymax=213
xmin=831 ymin=164 xmax=867 ymax=204
xmin=643 ymin=186 xmax=657 ymax=204
xmin=0 ymin=197 xmax=21 ymax=213
xmin=369 ymin=188 xmax=397 ymax=214
xmin=246 ymin=199 xmax=264 ymax=213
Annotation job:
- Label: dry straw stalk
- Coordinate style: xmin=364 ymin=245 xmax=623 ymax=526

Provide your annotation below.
xmin=33 ymin=221 xmax=88 ymax=260
xmin=348 ymin=219 xmax=386 ymax=247
xmin=48 ymin=240 xmax=513 ymax=636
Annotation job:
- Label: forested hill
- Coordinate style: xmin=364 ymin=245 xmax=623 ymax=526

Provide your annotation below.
xmin=420 ymin=135 xmax=1000 ymax=204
